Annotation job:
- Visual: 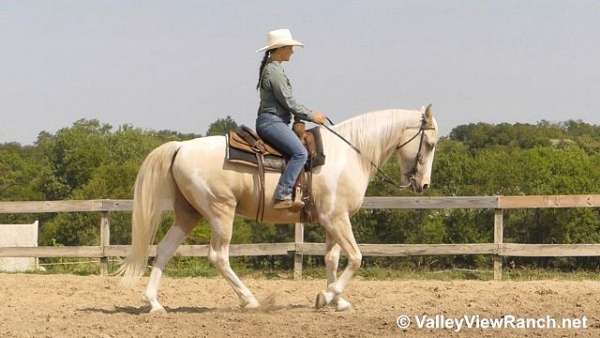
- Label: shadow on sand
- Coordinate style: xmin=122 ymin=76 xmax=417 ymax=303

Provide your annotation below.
xmin=78 ymin=303 xmax=310 ymax=315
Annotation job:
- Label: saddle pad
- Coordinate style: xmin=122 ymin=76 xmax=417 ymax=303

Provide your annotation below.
xmin=225 ymin=126 xmax=326 ymax=171
xmin=226 ymin=134 xmax=286 ymax=171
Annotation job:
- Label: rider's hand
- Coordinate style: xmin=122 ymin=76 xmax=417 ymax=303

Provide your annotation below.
xmin=312 ymin=112 xmax=327 ymax=125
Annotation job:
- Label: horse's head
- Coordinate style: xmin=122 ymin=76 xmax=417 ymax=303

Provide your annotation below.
xmin=395 ymin=104 xmax=438 ymax=193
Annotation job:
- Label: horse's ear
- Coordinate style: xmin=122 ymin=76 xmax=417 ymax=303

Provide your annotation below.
xmin=423 ymin=104 xmax=434 ymax=128
xmin=424 ymin=104 xmax=433 ymax=121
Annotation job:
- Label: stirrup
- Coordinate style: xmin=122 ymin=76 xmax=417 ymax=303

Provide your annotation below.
xmin=273 ymin=198 xmax=305 ymax=210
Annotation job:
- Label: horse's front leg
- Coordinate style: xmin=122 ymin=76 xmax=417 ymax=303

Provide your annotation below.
xmin=316 ymin=214 xmax=362 ymax=309
xmin=324 ymin=232 xmax=352 ymax=311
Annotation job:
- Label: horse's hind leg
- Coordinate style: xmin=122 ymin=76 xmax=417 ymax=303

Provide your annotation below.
xmin=144 ymin=193 xmax=200 ymax=313
xmin=324 ymin=233 xmax=352 ymax=311
xmin=207 ymin=204 xmax=259 ymax=309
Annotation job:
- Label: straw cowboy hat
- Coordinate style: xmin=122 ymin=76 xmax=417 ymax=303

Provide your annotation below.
xmin=256 ymin=28 xmax=304 ymax=53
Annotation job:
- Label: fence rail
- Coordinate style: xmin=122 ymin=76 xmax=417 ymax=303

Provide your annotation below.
xmin=1 ymin=195 xmax=599 ymax=280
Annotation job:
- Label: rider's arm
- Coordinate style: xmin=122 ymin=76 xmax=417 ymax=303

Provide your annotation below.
xmin=269 ymin=66 xmax=314 ymax=122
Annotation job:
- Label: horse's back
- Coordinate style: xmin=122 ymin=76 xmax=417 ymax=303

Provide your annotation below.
xmin=169 ymin=135 xmax=304 ymax=223
xmin=181 ymin=135 xmax=226 ymax=153
xmin=171 ymin=135 xmax=257 ymax=201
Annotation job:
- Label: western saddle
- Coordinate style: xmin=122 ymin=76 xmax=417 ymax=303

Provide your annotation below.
xmin=226 ymin=121 xmax=325 ymax=223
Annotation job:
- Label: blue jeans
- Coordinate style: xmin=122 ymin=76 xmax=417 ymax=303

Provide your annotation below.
xmin=256 ymin=113 xmax=308 ymax=200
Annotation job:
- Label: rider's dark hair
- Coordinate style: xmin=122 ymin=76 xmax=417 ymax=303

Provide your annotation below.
xmin=256 ymin=50 xmax=272 ymax=90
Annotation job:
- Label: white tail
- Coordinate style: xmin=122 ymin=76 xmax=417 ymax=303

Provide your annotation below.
xmin=115 ymin=141 xmax=181 ymax=287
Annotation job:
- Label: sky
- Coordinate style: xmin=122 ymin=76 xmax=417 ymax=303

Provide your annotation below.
xmin=1 ymin=1 xmax=599 ymax=144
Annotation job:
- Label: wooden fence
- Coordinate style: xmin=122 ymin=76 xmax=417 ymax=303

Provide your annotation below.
xmin=0 ymin=195 xmax=599 ymax=280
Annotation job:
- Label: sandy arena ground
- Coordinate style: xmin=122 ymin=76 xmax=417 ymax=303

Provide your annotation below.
xmin=1 ymin=273 xmax=599 ymax=337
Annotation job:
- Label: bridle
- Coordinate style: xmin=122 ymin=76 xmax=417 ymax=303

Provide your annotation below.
xmin=322 ymin=115 xmax=435 ymax=191
xmin=397 ymin=118 xmax=436 ymax=188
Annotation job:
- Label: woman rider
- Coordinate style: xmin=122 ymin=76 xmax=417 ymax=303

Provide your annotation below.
xmin=255 ymin=29 xmax=328 ymax=209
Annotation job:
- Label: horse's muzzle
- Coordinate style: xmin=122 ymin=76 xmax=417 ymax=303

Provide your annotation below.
xmin=409 ymin=176 xmax=429 ymax=193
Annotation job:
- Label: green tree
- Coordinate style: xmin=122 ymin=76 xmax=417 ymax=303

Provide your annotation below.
xmin=205 ymin=115 xmax=238 ymax=136
xmin=3 ymin=115 xmax=600 ymax=271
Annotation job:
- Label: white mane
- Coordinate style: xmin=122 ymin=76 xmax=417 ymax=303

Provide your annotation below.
xmin=327 ymin=109 xmax=422 ymax=172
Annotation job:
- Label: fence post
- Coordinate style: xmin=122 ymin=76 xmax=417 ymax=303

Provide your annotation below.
xmin=493 ymin=209 xmax=504 ymax=281
xmin=100 ymin=211 xmax=111 ymax=275
xmin=294 ymin=222 xmax=304 ymax=280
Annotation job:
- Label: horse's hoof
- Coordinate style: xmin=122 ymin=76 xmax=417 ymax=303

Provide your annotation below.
xmin=149 ymin=306 xmax=167 ymax=314
xmin=334 ymin=297 xmax=352 ymax=312
xmin=315 ymin=292 xmax=326 ymax=309
xmin=315 ymin=291 xmax=333 ymax=309
xmin=241 ymin=298 xmax=260 ymax=309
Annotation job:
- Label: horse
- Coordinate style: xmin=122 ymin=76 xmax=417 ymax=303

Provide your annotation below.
xmin=116 ymin=105 xmax=439 ymax=313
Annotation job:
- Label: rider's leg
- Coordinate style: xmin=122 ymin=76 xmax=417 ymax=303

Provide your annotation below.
xmin=256 ymin=113 xmax=307 ymax=207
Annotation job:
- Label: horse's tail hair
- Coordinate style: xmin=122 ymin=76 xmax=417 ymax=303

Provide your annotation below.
xmin=114 ymin=141 xmax=181 ymax=287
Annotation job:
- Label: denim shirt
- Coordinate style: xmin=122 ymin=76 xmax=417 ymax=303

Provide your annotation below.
xmin=257 ymin=61 xmax=314 ymax=124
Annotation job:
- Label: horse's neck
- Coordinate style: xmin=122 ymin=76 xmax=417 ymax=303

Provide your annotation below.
xmin=328 ymin=109 xmax=419 ymax=173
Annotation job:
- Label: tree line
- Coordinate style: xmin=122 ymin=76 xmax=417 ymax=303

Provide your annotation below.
xmin=1 ymin=116 xmax=599 ymax=271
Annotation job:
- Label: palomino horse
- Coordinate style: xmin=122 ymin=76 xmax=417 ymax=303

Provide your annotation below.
xmin=117 ymin=106 xmax=438 ymax=313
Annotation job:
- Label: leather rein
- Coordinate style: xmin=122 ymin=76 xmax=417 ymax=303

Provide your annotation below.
xmin=321 ymin=116 xmax=434 ymax=190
